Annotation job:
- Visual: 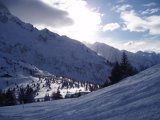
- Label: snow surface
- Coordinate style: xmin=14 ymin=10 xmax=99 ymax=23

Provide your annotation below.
xmin=0 ymin=64 xmax=160 ymax=120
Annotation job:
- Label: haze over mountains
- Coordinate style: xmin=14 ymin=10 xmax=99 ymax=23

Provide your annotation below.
xmin=86 ymin=42 xmax=160 ymax=70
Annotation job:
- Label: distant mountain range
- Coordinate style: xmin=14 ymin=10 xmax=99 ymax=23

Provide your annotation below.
xmin=86 ymin=42 xmax=160 ymax=70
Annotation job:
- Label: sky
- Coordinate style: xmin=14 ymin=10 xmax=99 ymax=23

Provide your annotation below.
xmin=1 ymin=0 xmax=160 ymax=53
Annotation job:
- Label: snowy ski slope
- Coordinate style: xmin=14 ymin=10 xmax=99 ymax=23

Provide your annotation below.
xmin=0 ymin=64 xmax=160 ymax=120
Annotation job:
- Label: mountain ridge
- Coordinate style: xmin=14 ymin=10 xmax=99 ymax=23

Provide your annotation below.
xmin=86 ymin=42 xmax=160 ymax=70
xmin=0 ymin=4 xmax=111 ymax=84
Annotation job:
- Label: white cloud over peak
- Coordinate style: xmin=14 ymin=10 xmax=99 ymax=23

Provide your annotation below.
xmin=102 ymin=23 xmax=120 ymax=31
xmin=1 ymin=0 xmax=73 ymax=28
xmin=1 ymin=0 xmax=103 ymax=43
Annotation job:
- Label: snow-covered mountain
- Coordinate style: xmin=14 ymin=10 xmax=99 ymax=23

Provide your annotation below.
xmin=87 ymin=42 xmax=160 ymax=70
xmin=0 ymin=64 xmax=160 ymax=120
xmin=0 ymin=4 xmax=111 ymax=84
xmin=0 ymin=53 xmax=99 ymax=99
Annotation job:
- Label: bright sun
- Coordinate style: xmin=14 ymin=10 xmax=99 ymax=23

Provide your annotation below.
xmin=40 ymin=0 xmax=102 ymax=43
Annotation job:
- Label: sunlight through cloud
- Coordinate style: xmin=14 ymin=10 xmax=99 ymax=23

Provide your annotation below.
xmin=40 ymin=0 xmax=102 ymax=43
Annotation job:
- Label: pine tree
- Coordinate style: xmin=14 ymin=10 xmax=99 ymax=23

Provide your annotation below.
xmin=120 ymin=51 xmax=130 ymax=78
xmin=18 ymin=88 xmax=25 ymax=104
xmin=120 ymin=51 xmax=137 ymax=78
xmin=25 ymin=85 xmax=35 ymax=103
xmin=5 ymin=89 xmax=17 ymax=106
xmin=51 ymin=89 xmax=63 ymax=100
xmin=18 ymin=85 xmax=36 ymax=104
xmin=44 ymin=93 xmax=50 ymax=101
xmin=109 ymin=52 xmax=137 ymax=85
xmin=0 ymin=89 xmax=6 ymax=106
xmin=109 ymin=62 xmax=122 ymax=84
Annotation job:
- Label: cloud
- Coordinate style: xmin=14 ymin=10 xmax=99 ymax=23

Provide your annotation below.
xmin=124 ymin=41 xmax=145 ymax=46
xmin=115 ymin=4 xmax=160 ymax=35
xmin=122 ymin=40 xmax=160 ymax=53
xmin=146 ymin=16 xmax=160 ymax=35
xmin=117 ymin=0 xmax=126 ymax=3
xmin=143 ymin=2 xmax=156 ymax=7
xmin=141 ymin=8 xmax=160 ymax=15
xmin=102 ymin=23 xmax=120 ymax=31
xmin=112 ymin=4 xmax=132 ymax=12
xmin=40 ymin=0 xmax=102 ymax=43
xmin=120 ymin=10 xmax=148 ymax=32
xmin=98 ymin=36 xmax=160 ymax=53
xmin=0 ymin=0 xmax=74 ymax=28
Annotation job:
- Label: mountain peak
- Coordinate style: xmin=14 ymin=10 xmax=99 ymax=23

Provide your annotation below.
xmin=88 ymin=42 xmax=160 ymax=70
xmin=0 ymin=3 xmax=10 ymax=15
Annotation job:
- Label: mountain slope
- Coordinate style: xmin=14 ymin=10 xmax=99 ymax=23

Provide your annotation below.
xmin=0 ymin=4 xmax=111 ymax=84
xmin=87 ymin=42 xmax=160 ymax=70
xmin=0 ymin=64 xmax=160 ymax=120
xmin=0 ymin=54 xmax=98 ymax=99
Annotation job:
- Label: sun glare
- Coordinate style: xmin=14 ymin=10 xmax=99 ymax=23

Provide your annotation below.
xmin=40 ymin=0 xmax=102 ymax=43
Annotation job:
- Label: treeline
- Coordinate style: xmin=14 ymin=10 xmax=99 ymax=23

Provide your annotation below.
xmin=0 ymin=88 xmax=17 ymax=106
xmin=43 ymin=89 xmax=63 ymax=101
xmin=18 ymin=85 xmax=35 ymax=104
xmin=38 ymin=83 xmax=99 ymax=102
xmin=0 ymin=82 xmax=100 ymax=107
xmin=0 ymin=85 xmax=35 ymax=106
xmin=0 ymin=87 xmax=64 ymax=106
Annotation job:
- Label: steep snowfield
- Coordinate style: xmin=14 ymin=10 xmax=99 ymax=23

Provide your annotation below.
xmin=87 ymin=42 xmax=160 ymax=70
xmin=0 ymin=64 xmax=160 ymax=120
xmin=0 ymin=4 xmax=111 ymax=84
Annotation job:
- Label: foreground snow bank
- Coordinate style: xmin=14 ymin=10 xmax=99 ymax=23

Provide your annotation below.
xmin=0 ymin=64 xmax=160 ymax=120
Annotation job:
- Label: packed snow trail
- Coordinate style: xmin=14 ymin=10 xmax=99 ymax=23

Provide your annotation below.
xmin=0 ymin=64 xmax=160 ymax=120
